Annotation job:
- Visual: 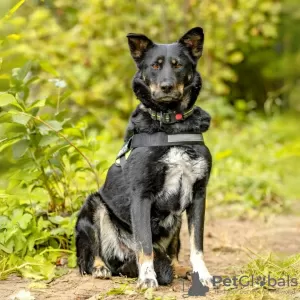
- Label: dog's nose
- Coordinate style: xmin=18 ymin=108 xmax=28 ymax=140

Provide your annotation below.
xmin=160 ymin=82 xmax=174 ymax=94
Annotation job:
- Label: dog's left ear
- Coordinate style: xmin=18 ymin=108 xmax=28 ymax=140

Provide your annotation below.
xmin=178 ymin=27 xmax=204 ymax=61
xmin=127 ymin=33 xmax=154 ymax=65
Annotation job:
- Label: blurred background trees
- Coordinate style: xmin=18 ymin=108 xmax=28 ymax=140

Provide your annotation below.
xmin=0 ymin=0 xmax=299 ymax=279
xmin=0 ymin=0 xmax=299 ymax=125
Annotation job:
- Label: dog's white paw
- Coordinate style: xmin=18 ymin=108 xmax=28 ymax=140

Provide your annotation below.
xmin=191 ymin=252 xmax=212 ymax=287
xmin=197 ymin=270 xmax=213 ymax=287
xmin=92 ymin=265 xmax=112 ymax=279
xmin=137 ymin=261 xmax=158 ymax=289
xmin=137 ymin=278 xmax=158 ymax=289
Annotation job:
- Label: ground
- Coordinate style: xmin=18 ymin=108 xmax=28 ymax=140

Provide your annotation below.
xmin=2 ymin=214 xmax=300 ymax=300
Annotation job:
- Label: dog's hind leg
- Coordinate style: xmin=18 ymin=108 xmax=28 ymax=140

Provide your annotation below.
xmin=154 ymin=250 xmax=174 ymax=285
xmin=92 ymin=256 xmax=112 ymax=279
xmin=75 ymin=193 xmax=112 ymax=278
xmin=75 ymin=217 xmax=96 ymax=274
xmin=167 ymin=224 xmax=192 ymax=278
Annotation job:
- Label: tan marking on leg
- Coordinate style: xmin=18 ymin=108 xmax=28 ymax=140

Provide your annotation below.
xmin=137 ymin=251 xmax=157 ymax=289
xmin=172 ymin=259 xmax=191 ymax=278
xmin=93 ymin=256 xmax=105 ymax=268
xmin=138 ymin=251 xmax=154 ymax=265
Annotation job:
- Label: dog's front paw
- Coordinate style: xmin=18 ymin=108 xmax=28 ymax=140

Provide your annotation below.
xmin=137 ymin=278 xmax=158 ymax=289
xmin=191 ymin=252 xmax=212 ymax=287
xmin=198 ymin=271 xmax=213 ymax=287
xmin=92 ymin=266 xmax=112 ymax=279
xmin=137 ymin=261 xmax=158 ymax=289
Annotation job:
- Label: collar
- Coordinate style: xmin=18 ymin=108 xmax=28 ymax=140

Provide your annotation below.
xmin=146 ymin=106 xmax=195 ymax=125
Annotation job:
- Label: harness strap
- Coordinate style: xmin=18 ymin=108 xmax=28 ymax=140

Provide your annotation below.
xmin=115 ymin=132 xmax=204 ymax=168
xmin=131 ymin=132 xmax=204 ymax=147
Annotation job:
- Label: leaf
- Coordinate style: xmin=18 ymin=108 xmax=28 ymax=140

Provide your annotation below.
xmin=38 ymin=120 xmax=63 ymax=134
xmin=228 ymin=52 xmax=244 ymax=64
xmin=59 ymin=90 xmax=72 ymax=104
xmin=0 ymin=93 xmax=16 ymax=106
xmin=48 ymin=215 xmax=66 ymax=224
xmin=261 ymin=23 xmax=277 ymax=38
xmin=67 ymin=253 xmax=77 ymax=268
xmin=50 ymin=228 xmax=67 ymax=235
xmin=40 ymin=61 xmax=59 ymax=77
xmin=12 ymin=61 xmax=32 ymax=82
xmin=7 ymin=34 xmax=21 ymax=40
xmin=14 ymin=234 xmax=27 ymax=252
xmin=12 ymin=139 xmax=29 ymax=159
xmin=55 ymin=267 xmax=69 ymax=277
xmin=0 ymin=136 xmax=22 ymax=152
xmin=12 ymin=114 xmax=31 ymax=125
xmin=18 ymin=213 xmax=33 ymax=230
xmin=0 ymin=216 xmax=9 ymax=229
xmin=27 ymin=99 xmax=46 ymax=111
xmin=144 ymin=288 xmax=154 ymax=300
xmin=2 ymin=0 xmax=26 ymax=21
xmin=0 ymin=243 xmax=13 ymax=254
xmin=215 ymin=150 xmax=232 ymax=160
xmin=28 ymin=282 xmax=47 ymax=289
xmin=39 ymin=135 xmax=60 ymax=147
xmin=106 ymin=284 xmax=131 ymax=295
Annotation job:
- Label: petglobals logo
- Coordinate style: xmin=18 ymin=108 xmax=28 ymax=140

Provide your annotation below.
xmin=212 ymin=274 xmax=298 ymax=288
xmin=181 ymin=273 xmax=298 ymax=298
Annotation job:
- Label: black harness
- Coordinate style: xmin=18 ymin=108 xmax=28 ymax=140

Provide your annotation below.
xmin=115 ymin=106 xmax=206 ymax=168
xmin=116 ymin=132 xmax=205 ymax=168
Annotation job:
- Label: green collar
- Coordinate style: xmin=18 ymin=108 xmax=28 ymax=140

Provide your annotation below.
xmin=146 ymin=106 xmax=195 ymax=125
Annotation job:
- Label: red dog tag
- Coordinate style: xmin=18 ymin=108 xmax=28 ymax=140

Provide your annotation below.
xmin=175 ymin=113 xmax=183 ymax=120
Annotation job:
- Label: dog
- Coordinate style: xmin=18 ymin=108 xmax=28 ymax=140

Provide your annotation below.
xmin=75 ymin=27 xmax=212 ymax=289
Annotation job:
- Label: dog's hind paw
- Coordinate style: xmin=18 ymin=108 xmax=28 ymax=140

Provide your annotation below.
xmin=92 ymin=266 xmax=112 ymax=279
xmin=137 ymin=278 xmax=158 ymax=289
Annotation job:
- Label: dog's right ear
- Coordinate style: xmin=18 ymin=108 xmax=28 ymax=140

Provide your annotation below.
xmin=127 ymin=33 xmax=154 ymax=65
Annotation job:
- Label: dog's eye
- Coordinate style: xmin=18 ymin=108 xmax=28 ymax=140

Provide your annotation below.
xmin=152 ymin=63 xmax=160 ymax=70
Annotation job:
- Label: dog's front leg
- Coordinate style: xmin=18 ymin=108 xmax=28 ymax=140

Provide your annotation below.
xmin=131 ymin=197 xmax=158 ymax=289
xmin=186 ymin=184 xmax=212 ymax=286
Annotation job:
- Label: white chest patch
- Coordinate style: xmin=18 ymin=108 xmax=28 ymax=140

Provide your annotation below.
xmin=159 ymin=147 xmax=208 ymax=210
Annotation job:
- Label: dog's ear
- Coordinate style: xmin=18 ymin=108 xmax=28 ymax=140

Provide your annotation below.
xmin=178 ymin=27 xmax=204 ymax=61
xmin=127 ymin=33 xmax=154 ymax=65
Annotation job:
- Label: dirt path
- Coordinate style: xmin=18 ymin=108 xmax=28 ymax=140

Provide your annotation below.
xmin=2 ymin=215 xmax=300 ymax=300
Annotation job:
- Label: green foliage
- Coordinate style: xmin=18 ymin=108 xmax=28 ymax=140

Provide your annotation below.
xmin=0 ymin=62 xmax=117 ymax=279
xmin=0 ymin=0 xmax=285 ymax=123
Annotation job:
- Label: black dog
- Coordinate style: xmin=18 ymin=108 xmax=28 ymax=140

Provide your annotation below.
xmin=75 ymin=27 xmax=212 ymax=289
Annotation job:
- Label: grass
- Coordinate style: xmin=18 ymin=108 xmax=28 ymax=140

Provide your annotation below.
xmin=241 ymin=252 xmax=300 ymax=281
xmin=219 ymin=253 xmax=300 ymax=300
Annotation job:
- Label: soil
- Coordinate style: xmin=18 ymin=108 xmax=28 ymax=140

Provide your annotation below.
xmin=1 ymin=214 xmax=300 ymax=300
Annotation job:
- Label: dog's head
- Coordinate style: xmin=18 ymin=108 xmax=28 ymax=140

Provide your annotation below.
xmin=127 ymin=27 xmax=204 ymax=112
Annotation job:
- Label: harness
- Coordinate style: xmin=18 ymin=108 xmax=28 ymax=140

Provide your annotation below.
xmin=115 ymin=106 xmax=205 ymax=168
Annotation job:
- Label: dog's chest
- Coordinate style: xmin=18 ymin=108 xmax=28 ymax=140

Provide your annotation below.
xmin=158 ymin=147 xmax=207 ymax=211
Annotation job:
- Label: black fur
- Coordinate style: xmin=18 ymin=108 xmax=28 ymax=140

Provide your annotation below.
xmin=76 ymin=27 xmax=212 ymax=287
